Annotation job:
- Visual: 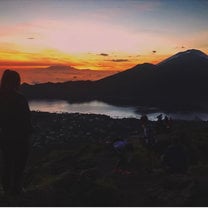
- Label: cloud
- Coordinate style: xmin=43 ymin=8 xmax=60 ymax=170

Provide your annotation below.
xmin=0 ymin=46 xmax=81 ymax=68
xmin=99 ymin=53 xmax=109 ymax=56
xmin=6 ymin=19 xmax=140 ymax=53
xmin=0 ymin=18 xmax=175 ymax=55
xmin=152 ymin=50 xmax=157 ymax=54
xmin=174 ymin=46 xmax=186 ymax=49
xmin=109 ymin=59 xmax=129 ymax=62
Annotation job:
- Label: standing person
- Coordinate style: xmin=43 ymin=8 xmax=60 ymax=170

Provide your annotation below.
xmin=0 ymin=70 xmax=33 ymax=197
xmin=156 ymin=114 xmax=164 ymax=134
xmin=140 ymin=114 xmax=148 ymax=138
xmin=164 ymin=116 xmax=172 ymax=133
xmin=140 ymin=114 xmax=156 ymax=147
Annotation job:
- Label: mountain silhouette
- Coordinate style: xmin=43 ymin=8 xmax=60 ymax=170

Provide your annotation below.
xmin=21 ymin=49 xmax=208 ymax=110
xmin=92 ymin=49 xmax=208 ymax=109
xmin=16 ymin=65 xmax=117 ymax=84
xmin=158 ymin=49 xmax=208 ymax=66
xmin=46 ymin=65 xmax=79 ymax=72
xmin=93 ymin=63 xmax=158 ymax=104
xmin=154 ymin=49 xmax=208 ymax=109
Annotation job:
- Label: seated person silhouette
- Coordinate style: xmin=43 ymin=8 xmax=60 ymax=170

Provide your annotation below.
xmin=0 ymin=70 xmax=33 ymax=197
xmin=112 ymin=139 xmax=133 ymax=175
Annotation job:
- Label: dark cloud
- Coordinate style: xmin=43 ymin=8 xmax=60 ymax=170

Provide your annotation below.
xmin=27 ymin=37 xmax=35 ymax=40
xmin=109 ymin=59 xmax=129 ymax=62
xmin=99 ymin=53 xmax=109 ymax=56
xmin=174 ymin=46 xmax=186 ymax=49
xmin=152 ymin=50 xmax=157 ymax=53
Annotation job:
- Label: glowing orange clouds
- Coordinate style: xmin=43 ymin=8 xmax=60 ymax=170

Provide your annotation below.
xmin=0 ymin=17 xmax=207 ymax=71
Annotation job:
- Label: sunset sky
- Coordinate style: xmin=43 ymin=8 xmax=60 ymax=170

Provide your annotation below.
xmin=0 ymin=0 xmax=208 ymax=71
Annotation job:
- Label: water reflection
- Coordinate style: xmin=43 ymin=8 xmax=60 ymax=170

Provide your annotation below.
xmin=29 ymin=100 xmax=138 ymax=119
xmin=29 ymin=100 xmax=208 ymax=121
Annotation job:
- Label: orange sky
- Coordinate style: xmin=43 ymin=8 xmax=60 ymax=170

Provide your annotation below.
xmin=0 ymin=0 xmax=208 ymax=72
xmin=0 ymin=48 xmax=170 ymax=71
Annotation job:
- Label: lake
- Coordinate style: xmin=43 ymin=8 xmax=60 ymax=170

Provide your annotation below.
xmin=29 ymin=100 xmax=208 ymax=121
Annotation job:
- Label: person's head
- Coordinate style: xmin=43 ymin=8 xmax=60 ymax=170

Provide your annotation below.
xmin=157 ymin=114 xmax=162 ymax=119
xmin=0 ymin=69 xmax=21 ymax=91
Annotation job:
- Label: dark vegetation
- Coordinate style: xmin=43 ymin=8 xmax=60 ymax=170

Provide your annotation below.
xmin=21 ymin=49 xmax=208 ymax=111
xmin=0 ymin=112 xmax=208 ymax=206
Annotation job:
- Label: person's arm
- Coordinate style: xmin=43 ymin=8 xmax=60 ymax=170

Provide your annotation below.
xmin=19 ymin=95 xmax=33 ymax=135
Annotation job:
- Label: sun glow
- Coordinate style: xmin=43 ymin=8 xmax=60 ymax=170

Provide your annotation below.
xmin=0 ymin=0 xmax=207 ymax=72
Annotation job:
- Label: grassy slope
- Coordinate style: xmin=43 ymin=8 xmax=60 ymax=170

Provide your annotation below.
xmin=0 ymin=112 xmax=208 ymax=206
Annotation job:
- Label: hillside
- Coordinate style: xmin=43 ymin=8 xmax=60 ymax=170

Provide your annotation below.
xmin=95 ymin=63 xmax=158 ymax=103
xmin=156 ymin=49 xmax=208 ymax=100
xmin=1 ymin=112 xmax=208 ymax=206
xmin=93 ymin=49 xmax=208 ymax=109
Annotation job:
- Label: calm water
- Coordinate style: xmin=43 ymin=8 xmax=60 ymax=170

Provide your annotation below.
xmin=29 ymin=100 xmax=208 ymax=121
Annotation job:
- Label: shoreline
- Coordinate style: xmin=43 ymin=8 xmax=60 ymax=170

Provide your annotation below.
xmin=30 ymin=108 xmax=208 ymax=121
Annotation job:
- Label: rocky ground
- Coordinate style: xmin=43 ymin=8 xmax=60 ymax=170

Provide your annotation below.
xmin=0 ymin=112 xmax=208 ymax=206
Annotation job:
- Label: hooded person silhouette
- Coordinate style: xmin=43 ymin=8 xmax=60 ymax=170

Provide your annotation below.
xmin=0 ymin=70 xmax=33 ymax=197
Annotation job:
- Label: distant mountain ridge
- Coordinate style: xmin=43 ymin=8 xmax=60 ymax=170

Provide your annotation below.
xmin=10 ymin=65 xmax=118 ymax=84
xmin=46 ymin=65 xmax=78 ymax=72
xmin=46 ymin=65 xmax=95 ymax=72
xmin=21 ymin=49 xmax=208 ymax=110
xmin=158 ymin=49 xmax=208 ymax=66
